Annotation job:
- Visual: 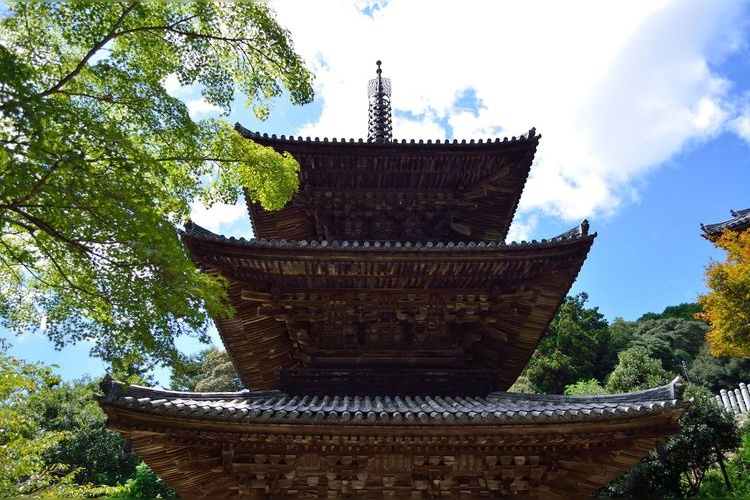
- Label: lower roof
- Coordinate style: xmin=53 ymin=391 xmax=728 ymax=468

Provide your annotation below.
xmin=97 ymin=375 xmax=686 ymax=426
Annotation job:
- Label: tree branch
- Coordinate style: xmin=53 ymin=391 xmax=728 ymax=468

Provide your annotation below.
xmin=55 ymin=89 xmax=145 ymax=107
xmin=40 ymin=3 xmax=138 ymax=97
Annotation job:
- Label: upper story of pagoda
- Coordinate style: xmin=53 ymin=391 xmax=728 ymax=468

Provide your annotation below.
xmin=181 ymin=62 xmax=593 ymax=395
xmin=237 ymin=62 xmax=539 ymax=244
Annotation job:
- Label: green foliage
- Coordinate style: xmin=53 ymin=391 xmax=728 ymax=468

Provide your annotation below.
xmin=108 ymin=462 xmax=176 ymax=499
xmin=0 ymin=352 xmax=121 ymax=497
xmin=690 ymin=344 xmax=750 ymax=392
xmin=0 ymin=352 xmax=62 ymax=496
xmin=563 ymin=378 xmax=608 ymax=396
xmin=599 ymin=317 xmax=636 ymax=376
xmin=23 ymin=377 xmax=139 ymax=486
xmin=638 ymin=302 xmax=703 ymax=322
xmin=195 ymin=349 xmax=243 ymax=392
xmin=605 ymin=345 xmax=672 ymax=393
xmin=699 ymin=420 xmax=750 ymax=497
xmin=169 ymin=348 xmax=211 ymax=391
xmin=507 ymin=375 xmax=538 ymax=394
xmin=522 ymin=293 xmax=610 ymax=394
xmin=630 ymin=317 xmax=707 ymax=374
xmin=170 ymin=347 xmax=242 ymax=392
xmin=0 ymin=3 xmax=313 ymax=374
xmin=600 ymin=385 xmax=740 ymax=498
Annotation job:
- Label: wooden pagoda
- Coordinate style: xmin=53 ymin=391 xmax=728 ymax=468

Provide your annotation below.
xmin=98 ymin=63 xmax=687 ymax=498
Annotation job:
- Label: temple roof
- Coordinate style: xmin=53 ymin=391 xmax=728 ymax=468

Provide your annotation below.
xmin=236 ymin=123 xmax=540 ymax=243
xmin=97 ymin=374 xmax=688 ymax=498
xmin=701 ymin=208 xmax=750 ymax=238
xmin=97 ymin=375 xmax=686 ymax=425
xmin=181 ymin=222 xmax=595 ymax=392
xmin=183 ymin=218 xmax=589 ymax=252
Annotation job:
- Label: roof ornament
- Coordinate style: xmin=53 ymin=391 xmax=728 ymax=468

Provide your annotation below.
xmin=367 ymin=60 xmax=392 ymax=142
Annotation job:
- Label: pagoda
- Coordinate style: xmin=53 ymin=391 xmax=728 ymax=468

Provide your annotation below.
xmin=98 ymin=62 xmax=687 ymax=498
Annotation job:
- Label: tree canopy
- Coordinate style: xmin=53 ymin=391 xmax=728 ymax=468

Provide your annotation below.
xmin=521 ymin=293 xmax=610 ymax=394
xmin=698 ymin=230 xmax=750 ymax=357
xmin=0 ymin=3 xmax=313 ymax=372
xmin=170 ymin=348 xmax=241 ymax=392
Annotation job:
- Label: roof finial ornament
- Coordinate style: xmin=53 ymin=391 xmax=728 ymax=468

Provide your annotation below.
xmin=367 ymin=60 xmax=392 ymax=142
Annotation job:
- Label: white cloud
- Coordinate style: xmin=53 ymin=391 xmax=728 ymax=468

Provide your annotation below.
xmin=186 ymin=98 xmax=222 ymax=119
xmin=189 ymin=200 xmax=251 ymax=237
xmin=270 ymin=0 xmax=748 ymax=232
xmin=161 ymin=73 xmax=196 ymax=97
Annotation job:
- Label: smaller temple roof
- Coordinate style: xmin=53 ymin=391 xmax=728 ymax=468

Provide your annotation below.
xmin=236 ymin=123 xmax=541 ymax=243
xmin=236 ymin=123 xmax=539 ymax=149
xmin=701 ymin=208 xmax=750 ymax=238
xmin=97 ymin=375 xmax=686 ymax=426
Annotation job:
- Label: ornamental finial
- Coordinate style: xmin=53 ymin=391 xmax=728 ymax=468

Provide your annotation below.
xmin=367 ymin=60 xmax=392 ymax=142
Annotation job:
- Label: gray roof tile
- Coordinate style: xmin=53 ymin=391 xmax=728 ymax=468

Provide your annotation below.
xmin=702 ymin=208 xmax=750 ymax=236
xmin=97 ymin=375 xmax=687 ymax=425
xmin=181 ymin=220 xmax=593 ymax=250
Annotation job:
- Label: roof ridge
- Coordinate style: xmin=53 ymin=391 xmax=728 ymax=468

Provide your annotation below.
xmin=234 ymin=122 xmax=540 ymax=146
xmin=181 ymin=221 xmax=596 ymax=249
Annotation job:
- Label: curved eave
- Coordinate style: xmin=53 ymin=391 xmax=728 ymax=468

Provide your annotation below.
xmin=701 ymin=207 xmax=750 ymax=238
xmin=98 ymin=374 xmax=686 ymax=498
xmin=97 ymin=375 xmax=687 ymax=427
xmin=181 ymin=221 xmax=594 ymax=259
xmin=235 ymin=122 xmax=541 ymax=154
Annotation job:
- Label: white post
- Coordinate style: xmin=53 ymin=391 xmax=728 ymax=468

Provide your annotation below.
xmin=721 ymin=389 xmax=732 ymax=412
xmin=735 ymin=389 xmax=747 ymax=413
xmin=727 ymin=391 xmax=740 ymax=414
xmin=740 ymin=382 xmax=750 ymax=411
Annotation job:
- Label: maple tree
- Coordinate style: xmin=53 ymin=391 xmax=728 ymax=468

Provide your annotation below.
xmin=0 ymin=3 xmax=313 ymax=372
xmin=698 ymin=230 xmax=750 ymax=357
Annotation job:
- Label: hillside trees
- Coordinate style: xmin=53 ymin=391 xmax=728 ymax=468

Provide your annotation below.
xmin=0 ymin=3 xmax=314 ymax=373
xmin=604 ymin=345 xmax=671 ymax=393
xmin=698 ymin=230 xmax=750 ymax=357
xmin=0 ymin=352 xmax=121 ymax=497
xmin=0 ymin=350 xmax=178 ymax=497
xmin=521 ymin=293 xmax=610 ymax=393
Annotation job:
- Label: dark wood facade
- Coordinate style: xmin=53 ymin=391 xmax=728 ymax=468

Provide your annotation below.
xmin=236 ymin=124 xmax=539 ymax=244
xmin=183 ymin=222 xmax=594 ymax=393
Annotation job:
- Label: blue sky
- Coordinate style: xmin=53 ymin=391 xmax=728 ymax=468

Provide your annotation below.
xmin=4 ymin=1 xmax=750 ymax=384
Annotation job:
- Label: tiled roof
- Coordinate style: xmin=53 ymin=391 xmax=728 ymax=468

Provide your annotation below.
xmin=235 ymin=123 xmax=539 ymax=148
xmin=702 ymin=208 xmax=750 ymax=237
xmin=181 ymin=220 xmax=594 ymax=251
xmin=97 ymin=375 xmax=686 ymax=425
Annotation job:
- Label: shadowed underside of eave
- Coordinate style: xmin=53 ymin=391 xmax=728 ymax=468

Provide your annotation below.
xmin=182 ymin=226 xmax=595 ymax=392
